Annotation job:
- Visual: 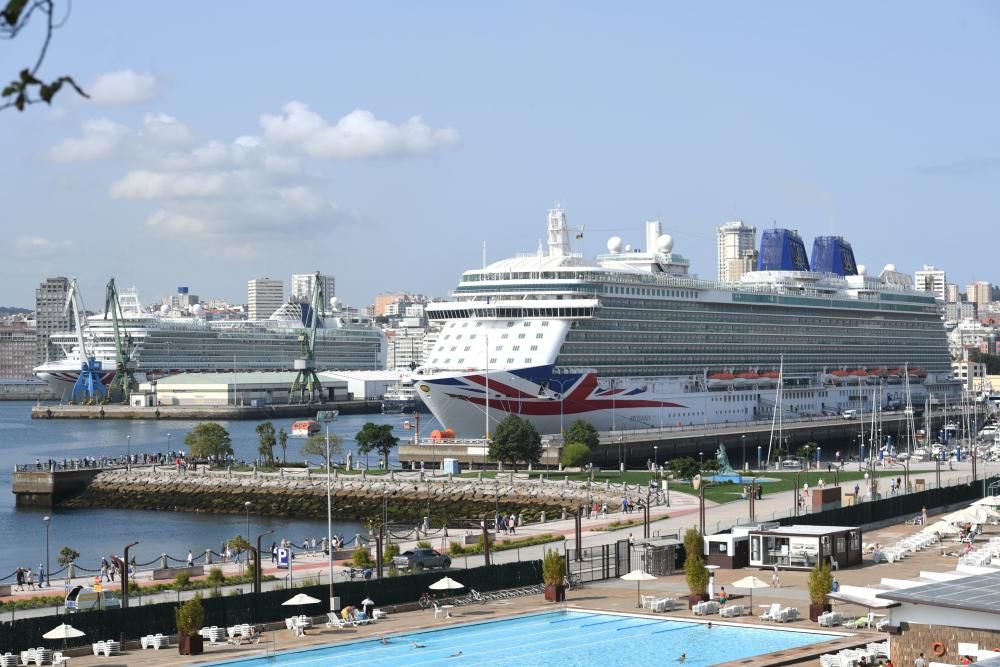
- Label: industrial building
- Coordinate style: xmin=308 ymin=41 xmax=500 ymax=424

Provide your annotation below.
xmin=138 ymin=372 xmax=349 ymax=406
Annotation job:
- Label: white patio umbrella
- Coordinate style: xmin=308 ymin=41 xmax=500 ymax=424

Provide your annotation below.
xmin=282 ymin=592 xmax=321 ymax=617
xmin=428 ymin=576 xmax=465 ymax=591
xmin=620 ymin=569 xmax=657 ymax=608
xmin=972 ymin=496 xmax=1000 ymax=507
xmin=920 ymin=519 xmax=960 ymax=535
xmin=730 ymin=575 xmax=770 ymax=610
xmin=42 ymin=623 xmax=85 ymax=649
xmin=944 ymin=507 xmax=992 ymax=525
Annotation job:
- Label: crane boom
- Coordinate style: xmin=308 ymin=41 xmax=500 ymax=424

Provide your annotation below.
xmin=103 ymin=278 xmax=139 ymax=403
xmin=63 ymin=279 xmax=106 ymax=404
xmin=290 ymin=272 xmax=325 ymax=403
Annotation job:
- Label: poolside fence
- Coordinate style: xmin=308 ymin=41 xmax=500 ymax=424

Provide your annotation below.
xmin=0 ymin=560 xmax=542 ymax=653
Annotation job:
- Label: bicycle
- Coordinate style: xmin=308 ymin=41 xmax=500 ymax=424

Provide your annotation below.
xmin=563 ymin=573 xmax=583 ymax=590
xmin=418 ymin=592 xmax=433 ymax=609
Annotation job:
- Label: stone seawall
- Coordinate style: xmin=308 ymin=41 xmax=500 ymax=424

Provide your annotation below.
xmin=61 ymin=467 xmax=631 ymax=523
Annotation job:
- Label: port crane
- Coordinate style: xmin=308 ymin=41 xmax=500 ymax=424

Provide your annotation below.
xmin=290 ymin=272 xmax=325 ymax=403
xmin=63 ymin=278 xmax=106 ymax=404
xmin=103 ymin=278 xmax=139 ymax=403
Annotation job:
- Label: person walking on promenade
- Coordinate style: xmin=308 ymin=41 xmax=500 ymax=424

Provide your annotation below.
xmin=271 ymin=542 xmax=278 ymax=564
xmin=38 ymin=563 xmax=45 ymax=588
xmin=25 ymin=568 xmax=34 ymax=591
xmin=15 ymin=567 xmax=24 ymax=591
xmin=100 ymin=557 xmax=110 ymax=582
xmin=187 ymin=550 xmax=194 ymax=567
xmin=772 ymin=563 xmax=780 ymax=588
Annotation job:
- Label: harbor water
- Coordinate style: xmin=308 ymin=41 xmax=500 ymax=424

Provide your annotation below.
xmin=0 ymin=402 xmax=440 ymax=581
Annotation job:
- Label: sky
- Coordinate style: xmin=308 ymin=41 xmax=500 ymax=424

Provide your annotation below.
xmin=2 ymin=1 xmax=1000 ymax=309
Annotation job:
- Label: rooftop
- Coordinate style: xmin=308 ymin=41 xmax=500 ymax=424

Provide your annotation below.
xmin=876 ymin=570 xmax=1000 ymax=615
xmin=753 ymin=524 xmax=859 ymax=536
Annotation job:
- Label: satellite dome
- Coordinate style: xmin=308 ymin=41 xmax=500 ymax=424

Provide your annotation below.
xmin=329 ymin=296 xmax=341 ymax=310
xmin=657 ymin=234 xmax=674 ymax=253
xmin=159 ymin=304 xmax=169 ymax=315
xmin=883 ymin=263 xmax=896 ymax=273
xmin=607 ymin=236 xmax=623 ymax=253
xmin=857 ymin=264 xmax=867 ymax=276
xmin=191 ymin=303 xmax=204 ymax=316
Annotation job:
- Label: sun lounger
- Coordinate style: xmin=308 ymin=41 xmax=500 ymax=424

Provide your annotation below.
xmin=0 ymin=653 xmax=17 ymax=667
xmin=720 ymin=604 xmax=745 ymax=618
xmin=818 ymin=611 xmax=843 ymax=626
xmin=51 ymin=651 xmax=68 ymax=667
xmin=693 ymin=600 xmax=720 ymax=616
xmin=353 ymin=611 xmax=374 ymax=626
xmin=326 ymin=612 xmax=351 ymax=629
xmin=776 ymin=607 xmax=799 ymax=622
xmin=102 ymin=640 xmax=120 ymax=656
xmin=33 ymin=648 xmax=52 ymax=666
xmin=90 ymin=643 xmax=104 ymax=657
xmin=372 ymin=608 xmax=388 ymax=619
xmin=652 ymin=597 xmax=676 ymax=612
xmin=759 ymin=603 xmax=781 ymax=621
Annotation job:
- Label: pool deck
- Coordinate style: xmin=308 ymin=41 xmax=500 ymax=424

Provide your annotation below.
xmin=42 ymin=516 xmax=994 ymax=666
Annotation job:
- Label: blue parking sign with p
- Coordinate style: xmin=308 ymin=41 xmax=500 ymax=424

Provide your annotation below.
xmin=277 ymin=548 xmax=290 ymax=569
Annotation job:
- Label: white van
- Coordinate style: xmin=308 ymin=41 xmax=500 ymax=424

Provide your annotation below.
xmin=842 ymin=410 xmax=858 ymax=420
xmin=64 ymin=585 xmax=121 ymax=612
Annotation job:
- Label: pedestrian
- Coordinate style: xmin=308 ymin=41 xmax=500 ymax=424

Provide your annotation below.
xmin=509 ymin=513 xmax=517 ymax=535
xmin=914 ymin=652 xmax=927 ymax=667
xmin=854 ymin=483 xmax=860 ymax=502
xmin=772 ymin=563 xmax=780 ymax=588
xmin=15 ymin=567 xmax=24 ymax=591
xmin=100 ymin=557 xmax=109 ymax=582
xmin=187 ymin=550 xmax=194 ymax=567
xmin=271 ymin=542 xmax=277 ymax=564
xmin=26 ymin=568 xmax=34 ymax=591
xmin=38 ymin=563 xmax=45 ymax=588
xmin=896 ymin=476 xmax=902 ymax=493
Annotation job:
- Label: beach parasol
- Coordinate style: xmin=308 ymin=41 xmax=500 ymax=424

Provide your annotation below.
xmin=620 ymin=569 xmax=657 ymax=608
xmin=282 ymin=592 xmax=321 ymax=617
xmin=730 ymin=575 xmax=770 ymax=609
xmin=428 ymin=576 xmax=465 ymax=591
xmin=920 ymin=519 xmax=960 ymax=536
xmin=42 ymin=623 xmax=85 ymax=650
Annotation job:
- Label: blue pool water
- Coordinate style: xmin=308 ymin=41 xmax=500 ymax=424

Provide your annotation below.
xmin=208 ymin=610 xmax=838 ymax=666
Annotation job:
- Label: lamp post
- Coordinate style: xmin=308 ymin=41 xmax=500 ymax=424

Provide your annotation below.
xmin=653 ymin=445 xmax=658 ymax=472
xmin=42 ymin=516 xmax=50 ymax=587
xmin=816 ymin=446 xmax=821 ymax=470
xmin=699 ymin=450 xmax=704 ymax=471
xmin=125 ymin=434 xmax=131 ymax=467
xmin=757 ymin=445 xmax=762 ymax=470
xmin=166 ymin=432 xmax=172 ymax=454
xmin=741 ymin=434 xmax=746 ymax=470
xmin=255 ymin=529 xmax=274 ymax=594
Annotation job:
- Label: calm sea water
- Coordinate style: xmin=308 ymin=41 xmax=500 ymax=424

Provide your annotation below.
xmin=0 ymin=401 xmax=440 ymax=580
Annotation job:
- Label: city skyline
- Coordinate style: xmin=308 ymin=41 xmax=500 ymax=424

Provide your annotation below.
xmin=3 ymin=2 xmax=1000 ymax=308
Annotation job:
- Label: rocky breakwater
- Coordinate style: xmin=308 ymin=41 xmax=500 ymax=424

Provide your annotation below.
xmin=61 ymin=466 xmax=631 ymax=523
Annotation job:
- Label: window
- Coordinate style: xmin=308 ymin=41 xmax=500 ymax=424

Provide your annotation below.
xmin=512 ymin=345 xmax=520 ymax=351
xmin=530 ymin=345 xmax=538 ymax=351
xmin=518 ymin=333 xmax=526 ymax=339
xmin=489 ymin=357 xmax=497 ymax=364
xmin=506 ymin=357 xmax=514 ymax=363
xmin=536 ymin=333 xmax=544 ymax=338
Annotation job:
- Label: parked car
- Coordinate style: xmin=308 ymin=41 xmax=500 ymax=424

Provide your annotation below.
xmin=392 ymin=548 xmax=451 ymax=570
xmin=780 ymin=459 xmax=803 ymax=470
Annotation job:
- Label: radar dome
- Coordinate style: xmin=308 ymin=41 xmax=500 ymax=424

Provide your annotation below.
xmin=191 ymin=303 xmax=204 ymax=316
xmin=657 ymin=234 xmax=674 ymax=253
xmin=857 ymin=264 xmax=867 ymax=276
xmin=159 ymin=304 xmax=169 ymax=315
xmin=607 ymin=236 xmax=623 ymax=253
xmin=883 ymin=263 xmax=896 ymax=273
xmin=329 ymin=296 xmax=341 ymax=310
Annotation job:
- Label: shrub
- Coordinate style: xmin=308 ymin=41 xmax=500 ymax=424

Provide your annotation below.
xmin=683 ymin=527 xmax=703 ymax=561
xmin=541 ymin=549 xmax=565 ymax=586
xmin=383 ymin=543 xmax=400 ymax=564
xmin=175 ymin=594 xmax=204 ymax=637
xmin=560 ymin=442 xmax=591 ymax=467
xmin=448 ymin=541 xmax=465 ymax=557
xmin=387 ymin=564 xmax=399 ymax=577
xmin=174 ymin=571 xmax=191 ymax=589
xmin=352 ymin=545 xmax=373 ymax=568
xmin=684 ymin=553 xmax=709 ymax=596
xmin=807 ymin=561 xmax=833 ymax=605
xmin=206 ymin=567 xmax=224 ymax=587
xmin=416 ymin=540 xmax=432 ymax=549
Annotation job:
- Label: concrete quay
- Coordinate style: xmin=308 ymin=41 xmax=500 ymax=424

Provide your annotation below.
xmin=30 ymin=400 xmax=381 ymax=421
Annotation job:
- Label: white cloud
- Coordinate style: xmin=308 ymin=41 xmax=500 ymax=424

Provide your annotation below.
xmin=48 ymin=118 xmax=130 ymax=161
xmin=141 ymin=113 xmax=193 ymax=145
xmin=87 ymin=70 xmax=159 ymax=105
xmin=260 ymin=103 xmax=461 ymax=159
xmin=15 ymin=236 xmax=73 ymax=259
xmin=110 ymin=170 xmax=232 ymax=199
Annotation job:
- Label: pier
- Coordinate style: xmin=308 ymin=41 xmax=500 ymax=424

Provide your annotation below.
xmin=11 ymin=462 xmax=118 ymax=507
xmin=30 ymin=399 xmax=382 ymax=420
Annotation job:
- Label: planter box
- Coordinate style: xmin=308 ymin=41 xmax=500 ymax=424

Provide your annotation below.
xmin=809 ymin=603 xmax=832 ymax=622
xmin=544 ymin=584 xmax=566 ymax=602
xmin=687 ymin=594 xmax=709 ymax=609
xmin=178 ymin=634 xmax=203 ymax=656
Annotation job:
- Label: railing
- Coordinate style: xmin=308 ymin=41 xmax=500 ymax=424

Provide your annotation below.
xmin=14 ymin=461 xmax=120 ymax=473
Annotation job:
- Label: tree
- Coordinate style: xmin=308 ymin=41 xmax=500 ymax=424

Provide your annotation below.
xmin=302 ymin=432 xmax=342 ymax=469
xmin=808 ymin=561 xmax=833 ymax=605
xmin=255 ymin=422 xmax=276 ymax=467
xmin=669 ymin=457 xmax=699 ymax=481
xmin=278 ymin=428 xmax=288 ymax=464
xmin=797 ymin=441 xmax=818 ymax=462
xmin=57 ymin=545 xmax=78 ymax=566
xmin=2 ymin=0 xmax=87 ymax=112
xmin=184 ymin=422 xmax=234 ymax=460
xmin=564 ymin=420 xmax=599 ymax=450
xmin=683 ymin=527 xmax=708 ymax=596
xmin=355 ymin=422 xmax=399 ymax=469
xmin=560 ymin=442 xmax=591 ymax=468
xmin=488 ymin=414 xmax=543 ymax=470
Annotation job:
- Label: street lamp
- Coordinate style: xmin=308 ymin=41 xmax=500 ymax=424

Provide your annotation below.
xmin=244 ymin=501 xmax=252 ymax=538
xmin=126 ymin=435 xmax=131 ymax=466
xmin=757 ymin=445 xmax=762 ymax=470
xmin=653 ymin=445 xmax=658 ymax=471
xmin=741 ymin=434 xmax=746 ymax=470
xmin=166 ymin=432 xmax=172 ymax=454
xmin=42 ymin=516 xmax=50 ymax=587
xmin=699 ymin=451 xmax=704 ymax=470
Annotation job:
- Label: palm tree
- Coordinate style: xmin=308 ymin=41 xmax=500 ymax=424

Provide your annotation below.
xmin=278 ymin=428 xmax=288 ymax=464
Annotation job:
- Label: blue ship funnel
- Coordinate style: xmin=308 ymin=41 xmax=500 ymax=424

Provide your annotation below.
xmin=757 ymin=229 xmax=810 ymax=271
xmin=810 ymin=236 xmax=858 ymax=276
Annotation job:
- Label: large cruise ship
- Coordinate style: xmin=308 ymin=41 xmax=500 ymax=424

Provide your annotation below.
xmin=413 ymin=208 xmax=958 ymax=437
xmin=35 ymin=288 xmax=386 ymax=397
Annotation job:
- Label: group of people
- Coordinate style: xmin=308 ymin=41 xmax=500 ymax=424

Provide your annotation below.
xmin=13 ymin=565 xmax=42 ymax=591
xmin=99 ymin=555 xmax=135 ymax=581
xmin=496 ymin=513 xmax=519 ymax=535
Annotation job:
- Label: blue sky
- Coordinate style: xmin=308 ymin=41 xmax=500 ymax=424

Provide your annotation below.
xmin=2 ymin=1 xmax=999 ymax=308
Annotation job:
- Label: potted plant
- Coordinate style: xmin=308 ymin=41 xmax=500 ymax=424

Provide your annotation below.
xmin=542 ymin=548 xmax=566 ymax=602
xmin=175 ymin=594 xmax=205 ymax=655
xmin=683 ymin=527 xmax=709 ymax=608
xmin=807 ymin=561 xmax=833 ymax=621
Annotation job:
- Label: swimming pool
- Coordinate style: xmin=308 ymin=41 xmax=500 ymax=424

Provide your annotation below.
xmin=208 ymin=610 xmax=840 ymax=666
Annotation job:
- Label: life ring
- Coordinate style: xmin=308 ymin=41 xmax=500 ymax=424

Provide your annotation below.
xmin=931 ymin=642 xmax=946 ymax=657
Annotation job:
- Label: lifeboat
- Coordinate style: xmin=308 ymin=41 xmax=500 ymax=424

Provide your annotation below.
xmin=430 ymin=428 xmax=455 ymax=440
xmin=828 ymin=370 xmax=850 ymax=385
xmin=758 ymin=371 xmax=779 ymax=386
xmin=291 ymin=420 xmax=320 ymax=436
xmin=708 ymin=372 xmax=736 ymax=390
xmin=736 ymin=372 xmax=759 ymax=385
xmin=886 ymin=368 xmax=904 ymax=384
